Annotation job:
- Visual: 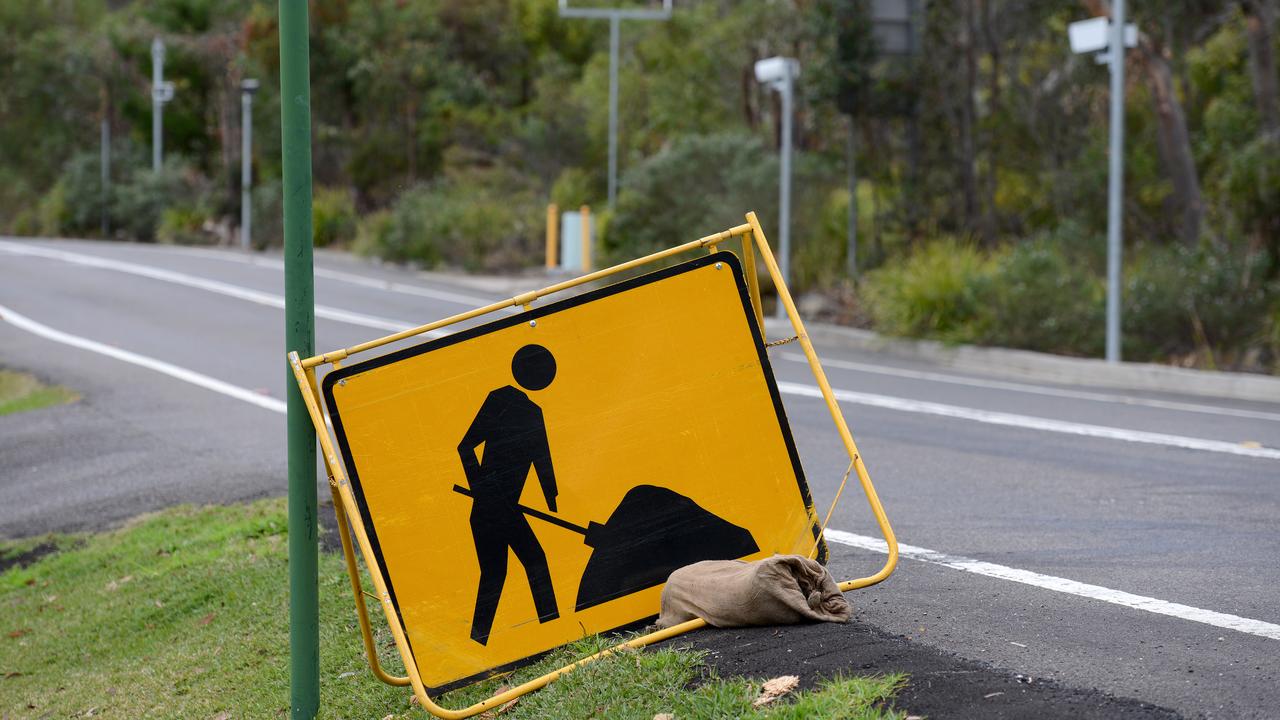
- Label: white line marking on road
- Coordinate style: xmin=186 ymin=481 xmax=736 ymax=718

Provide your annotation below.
xmin=781 ymin=352 xmax=1280 ymax=422
xmin=0 ymin=241 xmax=442 ymax=337
xmin=169 ymin=245 xmax=498 ymax=307
xmin=0 ymin=304 xmax=287 ymax=414
xmin=825 ymin=529 xmax=1280 ymax=641
xmin=7 ymin=303 xmax=1276 ymax=642
xmin=7 ymin=240 xmax=1274 ymax=460
xmin=777 ymin=381 xmax=1280 ymax=461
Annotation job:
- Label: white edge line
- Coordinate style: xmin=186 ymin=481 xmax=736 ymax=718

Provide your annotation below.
xmin=0 ymin=241 xmax=445 ymax=338
xmin=6 ymin=240 xmax=1275 ymax=461
xmin=0 ymin=304 xmax=286 ymax=414
xmin=118 ymin=242 xmax=501 ymax=307
xmin=776 ymin=381 xmax=1280 ymax=461
xmin=4 ymin=302 xmax=1276 ymax=643
xmin=825 ymin=529 xmax=1280 ymax=641
xmin=780 ymin=352 xmax=1280 ymax=423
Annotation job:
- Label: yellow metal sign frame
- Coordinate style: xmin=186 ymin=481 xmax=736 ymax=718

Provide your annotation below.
xmin=288 ymin=212 xmax=898 ymax=718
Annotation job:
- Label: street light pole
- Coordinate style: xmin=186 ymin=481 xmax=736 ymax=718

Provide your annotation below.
xmin=755 ymin=56 xmax=800 ymax=319
xmin=558 ymin=0 xmax=672 ymax=209
xmin=779 ymin=71 xmax=794 ymax=316
xmin=150 ymin=38 xmax=174 ymax=172
xmin=1069 ymin=10 xmax=1134 ymax=362
xmin=1105 ymin=0 xmax=1126 ymax=363
xmin=241 ymin=79 xmax=259 ymax=251
xmin=101 ymin=90 xmax=111 ymax=237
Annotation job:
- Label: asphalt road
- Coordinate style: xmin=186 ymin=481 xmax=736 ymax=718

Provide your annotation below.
xmin=1 ymin=238 xmax=1277 ymax=718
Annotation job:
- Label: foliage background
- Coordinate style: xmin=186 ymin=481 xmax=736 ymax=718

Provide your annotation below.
xmin=1 ymin=0 xmax=1278 ymax=369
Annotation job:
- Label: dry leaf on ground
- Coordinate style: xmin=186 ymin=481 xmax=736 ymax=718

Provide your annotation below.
xmin=752 ymin=675 xmax=800 ymax=707
xmin=654 ymin=714 xmax=675 ymax=720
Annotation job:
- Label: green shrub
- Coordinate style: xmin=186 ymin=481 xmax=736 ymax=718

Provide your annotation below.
xmin=157 ymin=205 xmax=211 ymax=245
xmin=862 ymin=239 xmax=992 ymax=342
xmin=550 ymin=167 xmax=600 ymax=210
xmin=250 ymin=180 xmax=284 ymax=249
xmin=353 ymin=208 xmax=393 ymax=258
xmin=111 ymin=160 xmax=211 ymax=243
xmin=975 ymin=236 xmax=1104 ymax=356
xmin=35 ymin=180 xmax=68 ymax=237
xmin=354 ymin=166 xmax=542 ymax=272
xmin=1125 ymin=243 xmax=1275 ymax=362
xmin=1222 ymin=135 xmax=1280 ymax=253
xmin=607 ymin=133 xmax=836 ymax=275
xmin=311 ymin=186 xmax=357 ymax=247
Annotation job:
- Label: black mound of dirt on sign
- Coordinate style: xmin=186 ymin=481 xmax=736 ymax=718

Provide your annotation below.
xmin=672 ymin=620 xmax=1182 ymax=719
xmin=575 ymin=485 xmax=759 ymax=611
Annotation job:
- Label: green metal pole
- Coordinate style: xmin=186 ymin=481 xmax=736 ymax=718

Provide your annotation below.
xmin=279 ymin=1 xmax=317 ymax=718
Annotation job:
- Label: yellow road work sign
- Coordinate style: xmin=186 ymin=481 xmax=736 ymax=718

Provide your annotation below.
xmin=323 ymin=252 xmax=824 ymax=690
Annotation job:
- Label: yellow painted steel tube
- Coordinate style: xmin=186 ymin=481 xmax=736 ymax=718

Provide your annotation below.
xmin=330 ymin=484 xmax=411 ymax=686
xmin=300 ymin=224 xmax=753 ymax=370
xmin=545 ymin=204 xmax=559 ymax=269
xmin=580 ymin=205 xmax=592 ymax=272
xmin=302 ymin=365 xmax=411 ymax=687
xmin=744 ymin=212 xmax=898 ymax=590
xmin=741 ymin=234 xmax=765 ymax=330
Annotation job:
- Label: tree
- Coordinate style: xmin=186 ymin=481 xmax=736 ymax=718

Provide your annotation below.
xmin=1241 ymin=0 xmax=1279 ymax=134
xmin=1081 ymin=0 xmax=1205 ymax=244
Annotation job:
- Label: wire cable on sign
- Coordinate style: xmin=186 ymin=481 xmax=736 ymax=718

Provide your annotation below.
xmin=813 ymin=458 xmax=857 ymax=559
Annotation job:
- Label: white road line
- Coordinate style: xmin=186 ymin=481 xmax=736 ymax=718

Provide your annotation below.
xmin=0 ymin=240 xmax=441 ymax=337
xmin=149 ymin=244 xmax=498 ymax=307
xmin=6 ymin=303 xmax=1277 ymax=642
xmin=7 ymin=239 xmax=1275 ymax=460
xmin=781 ymin=352 xmax=1280 ymax=423
xmin=0 ymin=304 xmax=286 ymax=414
xmin=777 ymin=381 xmax=1280 ymax=461
xmin=825 ymin=529 xmax=1280 ymax=641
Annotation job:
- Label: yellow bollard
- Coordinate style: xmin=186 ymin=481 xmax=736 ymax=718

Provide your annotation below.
xmin=580 ymin=205 xmax=591 ymax=272
xmin=545 ymin=203 xmax=559 ymax=270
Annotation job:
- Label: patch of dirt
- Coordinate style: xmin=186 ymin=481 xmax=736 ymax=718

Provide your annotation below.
xmin=674 ymin=621 xmax=1182 ymax=719
xmin=0 ymin=541 xmax=60 ymax=574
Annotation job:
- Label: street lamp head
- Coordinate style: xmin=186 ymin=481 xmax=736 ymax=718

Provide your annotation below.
xmin=240 ymin=78 xmax=260 ymax=96
xmin=754 ymin=56 xmax=799 ymax=87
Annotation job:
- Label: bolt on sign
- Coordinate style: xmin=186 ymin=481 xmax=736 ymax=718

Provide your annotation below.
xmin=326 ymin=252 xmax=821 ymax=688
xmin=290 ymin=213 xmax=897 ymax=717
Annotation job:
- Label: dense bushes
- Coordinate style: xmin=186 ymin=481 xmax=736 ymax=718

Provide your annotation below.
xmin=976 ymin=236 xmax=1105 ymax=356
xmin=1125 ymin=244 xmax=1274 ymax=365
xmin=862 ymin=233 xmax=1276 ymax=366
xmin=311 ymin=187 xmax=358 ymax=248
xmin=353 ymin=166 xmax=542 ymax=272
xmin=18 ymin=142 xmax=219 ymax=244
xmin=863 ymin=240 xmax=993 ymax=342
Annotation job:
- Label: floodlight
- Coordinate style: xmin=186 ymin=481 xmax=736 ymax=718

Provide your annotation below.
xmin=754 ymin=56 xmax=799 ymax=86
xmin=1069 ymin=16 xmax=1136 ymax=55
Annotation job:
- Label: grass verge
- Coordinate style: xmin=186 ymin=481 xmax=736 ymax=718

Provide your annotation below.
xmin=0 ymin=500 xmax=905 ymax=719
xmin=0 ymin=369 xmax=77 ymax=417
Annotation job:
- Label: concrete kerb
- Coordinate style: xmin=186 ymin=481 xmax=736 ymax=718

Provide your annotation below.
xmin=766 ymin=318 xmax=1280 ymax=404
